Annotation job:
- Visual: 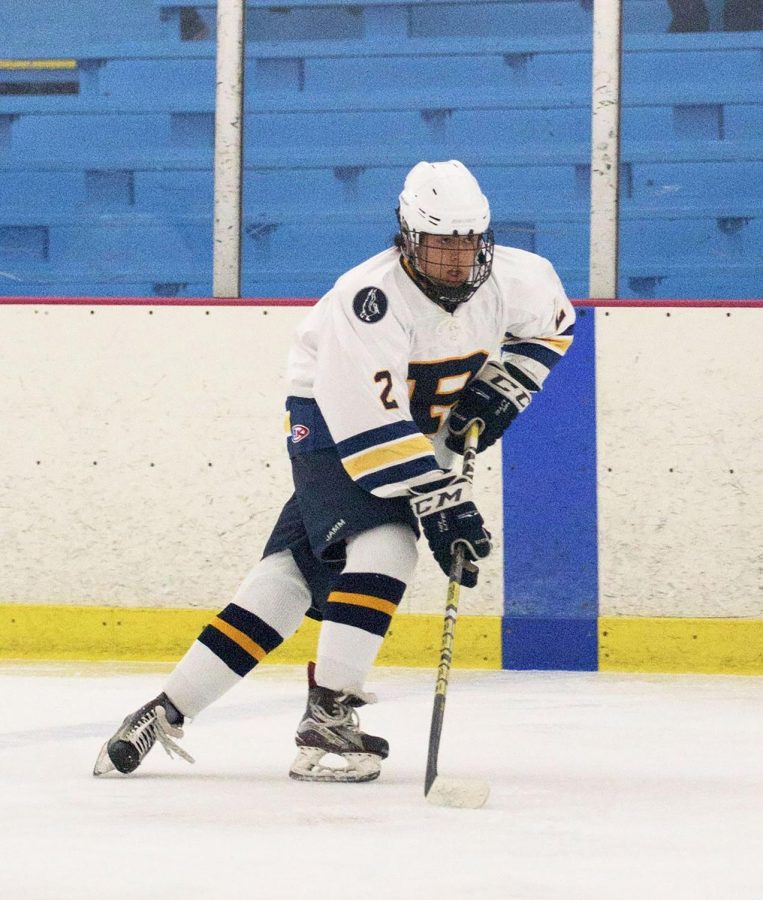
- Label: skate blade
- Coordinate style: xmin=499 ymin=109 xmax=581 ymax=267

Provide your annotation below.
xmin=426 ymin=775 xmax=490 ymax=809
xmin=289 ymin=747 xmax=382 ymax=783
xmin=92 ymin=742 xmax=116 ymax=777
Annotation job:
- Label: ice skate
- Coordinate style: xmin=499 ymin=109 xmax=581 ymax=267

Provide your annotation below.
xmin=289 ymin=663 xmax=389 ymax=783
xmin=93 ymin=692 xmax=194 ymax=776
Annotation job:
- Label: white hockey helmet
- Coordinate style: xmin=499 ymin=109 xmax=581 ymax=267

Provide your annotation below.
xmin=397 ymin=160 xmax=494 ymax=310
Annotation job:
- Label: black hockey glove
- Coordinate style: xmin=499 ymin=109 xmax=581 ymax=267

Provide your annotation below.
xmin=410 ymin=477 xmax=492 ymax=588
xmin=446 ymin=360 xmax=534 ymax=454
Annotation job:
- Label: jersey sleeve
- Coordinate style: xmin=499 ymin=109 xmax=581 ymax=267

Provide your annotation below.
xmin=500 ymin=258 xmax=575 ymax=392
xmin=312 ymin=288 xmax=448 ymax=498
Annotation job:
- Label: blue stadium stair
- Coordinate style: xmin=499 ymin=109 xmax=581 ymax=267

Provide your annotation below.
xmin=0 ymin=0 xmax=761 ymax=299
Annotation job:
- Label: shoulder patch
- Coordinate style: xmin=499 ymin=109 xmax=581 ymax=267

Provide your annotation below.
xmin=291 ymin=424 xmax=310 ymax=443
xmin=352 ymin=287 xmax=388 ymax=324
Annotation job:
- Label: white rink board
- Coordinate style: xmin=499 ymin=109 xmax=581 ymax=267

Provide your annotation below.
xmin=0 ymin=305 xmax=503 ymax=616
xmin=3 ymin=304 xmax=761 ymax=621
xmin=596 ymin=308 xmax=763 ymax=617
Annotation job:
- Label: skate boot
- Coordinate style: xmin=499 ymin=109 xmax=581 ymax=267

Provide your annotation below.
xmin=93 ymin=692 xmax=194 ymax=776
xmin=289 ymin=662 xmax=389 ymax=783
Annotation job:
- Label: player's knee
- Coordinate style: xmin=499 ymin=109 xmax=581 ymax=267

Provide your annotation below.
xmin=232 ymin=550 xmax=312 ymax=622
xmin=345 ymin=523 xmax=418 ymax=585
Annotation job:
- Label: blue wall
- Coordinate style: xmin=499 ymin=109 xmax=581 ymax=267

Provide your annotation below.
xmin=1 ymin=1 xmax=761 ymax=300
xmin=503 ymin=306 xmax=599 ymax=670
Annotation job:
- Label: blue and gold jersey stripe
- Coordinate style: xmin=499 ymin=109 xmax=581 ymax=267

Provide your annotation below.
xmin=355 ymin=454 xmax=442 ymax=494
xmin=502 ymin=324 xmax=574 ymax=389
xmin=336 ymin=420 xmax=419 ymax=458
xmin=342 ymin=433 xmax=434 ymax=479
xmin=502 ymin=323 xmax=574 ymax=353
xmin=337 ymin=419 xmax=441 ymax=495
xmin=503 ymin=341 xmax=566 ymax=371
xmin=502 ymin=332 xmax=573 ymax=371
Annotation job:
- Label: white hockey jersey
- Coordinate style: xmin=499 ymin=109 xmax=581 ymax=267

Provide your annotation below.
xmin=286 ymin=245 xmax=575 ymax=498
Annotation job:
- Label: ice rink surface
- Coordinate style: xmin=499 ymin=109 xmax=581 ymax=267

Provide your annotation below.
xmin=1 ymin=662 xmax=761 ymax=900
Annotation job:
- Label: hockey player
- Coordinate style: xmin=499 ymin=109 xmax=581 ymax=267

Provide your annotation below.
xmin=94 ymin=160 xmax=575 ymax=783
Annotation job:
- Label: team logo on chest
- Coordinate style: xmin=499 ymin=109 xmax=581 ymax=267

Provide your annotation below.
xmin=353 ymin=287 xmax=388 ymax=324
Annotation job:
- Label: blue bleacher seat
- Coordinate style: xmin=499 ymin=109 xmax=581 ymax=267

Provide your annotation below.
xmin=0 ymin=116 xmax=14 ymax=149
xmin=450 ymin=108 xmax=591 ymax=148
xmin=622 ymin=268 xmax=762 ymax=300
xmin=409 ymin=2 xmax=593 ymax=38
xmin=622 ymin=0 xmax=673 ymax=34
xmin=724 ymin=105 xmax=763 ymax=141
xmin=134 ymin=170 xmax=213 ymax=214
xmin=245 ymin=222 xmax=390 ymax=271
xmin=672 ymin=104 xmax=724 ymax=140
xmin=0 ymin=278 xmax=212 ymax=298
xmin=532 ymin=220 xmax=588 ymax=270
xmin=84 ymin=170 xmax=135 ymax=207
xmin=303 ymin=52 xmax=593 ymax=96
xmin=630 ymin=161 xmax=763 ymax=206
xmin=491 ymin=221 xmax=539 ymax=255
xmin=156 ymin=2 xmax=599 ymax=44
xmin=251 ymin=58 xmax=305 ymax=93
xmin=169 ymin=112 xmax=213 ymax=147
xmin=10 ymin=113 xmax=172 ymax=155
xmin=3 ymin=0 xmax=163 ymax=50
xmin=621 ymin=216 xmax=761 ymax=264
xmin=246 ymin=5 xmax=364 ymax=41
xmin=478 ymin=164 xmax=581 ymax=205
xmin=0 ymin=226 xmax=49 ymax=262
xmin=624 ymin=47 xmax=762 ymax=84
xmin=97 ymin=59 xmax=216 ymax=105
xmin=0 ymin=172 xmax=85 ymax=210
xmin=1 ymin=2 xmax=761 ymax=299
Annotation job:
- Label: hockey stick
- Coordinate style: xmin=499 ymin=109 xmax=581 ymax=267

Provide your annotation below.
xmin=424 ymin=421 xmax=490 ymax=809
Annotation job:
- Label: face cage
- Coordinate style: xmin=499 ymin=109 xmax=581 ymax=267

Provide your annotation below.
xmin=399 ymin=227 xmax=495 ymax=310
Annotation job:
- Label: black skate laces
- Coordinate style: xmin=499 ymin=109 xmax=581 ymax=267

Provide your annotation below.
xmin=127 ymin=706 xmax=195 ymax=764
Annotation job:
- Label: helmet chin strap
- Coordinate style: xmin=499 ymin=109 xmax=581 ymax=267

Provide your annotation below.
xmin=399 ymin=256 xmax=476 ymax=313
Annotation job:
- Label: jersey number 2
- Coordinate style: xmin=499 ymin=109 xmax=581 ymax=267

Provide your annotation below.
xmin=374 ymin=370 xmax=399 ymax=410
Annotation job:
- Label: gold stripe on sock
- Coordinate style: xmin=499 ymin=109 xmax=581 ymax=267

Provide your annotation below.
xmin=328 ymin=592 xmax=397 ymax=617
xmin=211 ymin=616 xmax=266 ymax=662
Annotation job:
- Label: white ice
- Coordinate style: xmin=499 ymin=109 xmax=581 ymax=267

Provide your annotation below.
xmin=1 ymin=662 xmax=761 ymax=900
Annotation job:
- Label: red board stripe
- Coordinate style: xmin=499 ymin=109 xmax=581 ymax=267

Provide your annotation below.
xmin=0 ymin=296 xmax=761 ymax=308
xmin=0 ymin=296 xmax=316 ymax=307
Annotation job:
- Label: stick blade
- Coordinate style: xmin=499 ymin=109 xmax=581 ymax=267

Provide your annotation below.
xmin=425 ymin=776 xmax=490 ymax=809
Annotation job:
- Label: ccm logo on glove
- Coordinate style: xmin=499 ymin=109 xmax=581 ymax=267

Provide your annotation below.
xmin=446 ymin=360 xmax=536 ymax=454
xmin=410 ymin=477 xmax=491 ymax=587
xmin=484 ymin=366 xmax=533 ymax=410
xmin=410 ymin=482 xmax=467 ymax=518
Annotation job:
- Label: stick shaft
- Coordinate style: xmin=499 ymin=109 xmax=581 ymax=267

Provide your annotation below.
xmin=424 ymin=424 xmax=480 ymax=795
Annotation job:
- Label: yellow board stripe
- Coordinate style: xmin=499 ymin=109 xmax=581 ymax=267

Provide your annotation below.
xmin=0 ymin=59 xmax=77 ymax=70
xmin=328 ymin=592 xmax=398 ymax=617
xmin=0 ymin=604 xmax=501 ymax=669
xmin=599 ymin=616 xmax=763 ymax=675
xmin=2 ymin=604 xmax=760 ymax=675
xmin=210 ymin=616 xmax=266 ymax=662
xmin=343 ymin=434 xmax=433 ymax=479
